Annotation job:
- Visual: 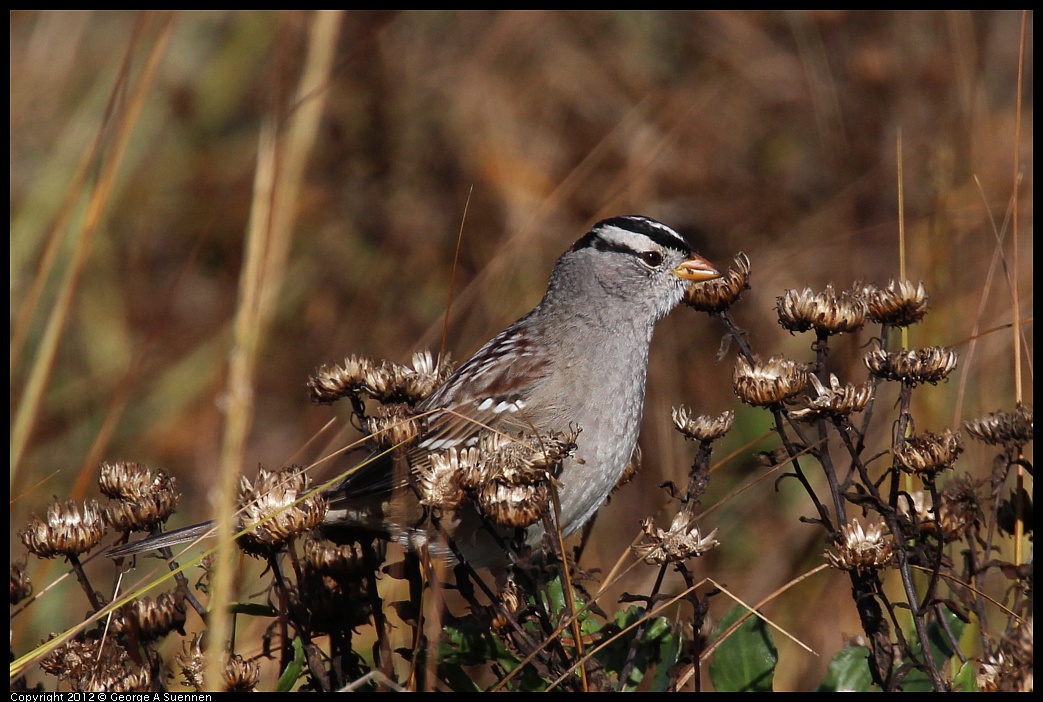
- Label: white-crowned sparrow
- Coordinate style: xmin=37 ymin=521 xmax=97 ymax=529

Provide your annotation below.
xmin=110 ymin=215 xmax=720 ymax=565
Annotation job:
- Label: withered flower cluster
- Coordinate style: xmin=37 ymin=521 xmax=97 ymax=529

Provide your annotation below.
xmin=10 ymin=561 xmax=32 ymax=605
xmin=176 ymin=634 xmax=260 ymax=692
xmin=99 ymin=460 xmax=180 ymax=533
xmin=899 ymin=478 xmax=983 ymax=542
xmin=465 ymin=430 xmax=578 ymax=529
xmin=295 ymin=538 xmax=372 ymax=633
xmin=634 ymin=510 xmax=719 ymax=565
xmin=683 ymin=253 xmax=751 ymax=313
xmin=824 ymin=520 xmax=896 ymax=573
xmin=20 ymin=500 xmax=105 ymax=559
xmin=733 ymin=355 xmax=810 ymax=407
xmin=894 ymin=429 xmax=964 ymax=475
xmin=863 ymin=279 xmax=930 ymax=327
xmin=412 ymin=430 xmax=578 ymax=528
xmin=865 ymin=345 xmax=958 ymax=386
xmin=672 ymin=407 xmax=735 ymax=443
xmin=40 ymin=637 xmax=151 ymax=692
xmin=412 ymin=429 xmax=579 ymax=528
xmin=789 ymin=374 xmax=874 ymax=422
xmin=308 ymin=350 xmax=453 ymax=406
xmin=776 ymin=284 xmax=867 ymax=335
xmin=236 ymin=466 xmax=327 ymax=556
xmin=964 ymin=404 xmax=1033 ymax=447
xmin=113 ymin=590 xmax=187 ymax=640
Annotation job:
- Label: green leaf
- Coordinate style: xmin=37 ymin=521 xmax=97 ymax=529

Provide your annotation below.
xmin=817 ymin=646 xmax=877 ymax=692
xmin=709 ymin=605 xmax=777 ymax=692
xmin=275 ymin=637 xmax=306 ymax=692
xmin=952 ymin=660 xmax=978 ymax=692
xmin=896 ymin=607 xmax=968 ymax=691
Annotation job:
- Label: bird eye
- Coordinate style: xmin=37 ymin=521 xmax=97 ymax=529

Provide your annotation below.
xmin=640 ymin=250 xmax=663 ymax=267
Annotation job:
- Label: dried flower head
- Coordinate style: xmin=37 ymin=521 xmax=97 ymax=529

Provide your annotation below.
xmin=634 ymin=510 xmax=719 ymax=564
xmin=964 ymin=405 xmax=1033 ymax=447
xmin=789 ymin=374 xmax=874 ymax=422
xmin=40 ymin=636 xmax=150 ymax=692
xmin=222 ymin=655 xmax=258 ymax=692
xmin=864 ymin=280 xmax=930 ymax=326
xmin=298 ymin=539 xmax=372 ymax=633
xmin=937 ymin=476 xmax=984 ymax=539
xmin=895 ymin=429 xmax=963 ymax=475
xmin=825 ymin=520 xmax=896 ymax=573
xmin=733 ymin=355 xmax=810 ymax=407
xmin=99 ymin=461 xmax=180 ymax=532
xmin=414 ymin=448 xmax=472 ymax=509
xmin=776 ymin=284 xmax=867 ymax=335
xmin=237 ymin=467 xmax=327 ymax=556
xmin=672 ymin=407 xmax=735 ymax=442
xmin=308 ymin=354 xmax=375 ymax=405
xmin=480 ymin=430 xmax=578 ymax=485
xmin=864 ymin=345 xmax=958 ymax=385
xmin=10 ymin=560 xmax=32 ymax=605
xmin=21 ymin=500 xmax=105 ymax=558
xmin=302 ymin=538 xmax=367 ymax=578
xmin=176 ymin=635 xmax=259 ymax=692
xmin=477 ymin=480 xmax=550 ymax=528
xmin=362 ymin=353 xmax=454 ymax=405
xmin=367 ymin=403 xmax=424 ymax=450
xmin=491 ymin=577 xmax=524 ymax=631
xmin=114 ymin=590 xmax=187 ymax=640
xmin=683 ymin=253 xmax=751 ymax=313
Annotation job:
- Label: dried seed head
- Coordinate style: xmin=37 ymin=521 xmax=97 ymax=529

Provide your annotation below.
xmin=634 ymin=511 xmax=719 ymax=564
xmin=964 ymin=405 xmax=1033 ymax=447
xmin=937 ymin=476 xmax=984 ymax=539
xmin=40 ymin=637 xmax=149 ymax=692
xmin=10 ymin=561 xmax=32 ymax=605
xmin=477 ymin=480 xmax=549 ymax=528
xmin=114 ymin=590 xmax=187 ymax=640
xmin=298 ymin=539 xmax=372 ymax=633
xmin=308 ymin=354 xmax=375 ymax=405
xmin=21 ymin=500 xmax=105 ymax=558
xmin=864 ymin=280 xmax=930 ymax=326
xmin=99 ymin=462 xmax=180 ymax=532
xmin=480 ymin=430 xmax=578 ymax=485
xmin=733 ymin=355 xmax=810 ymax=407
xmin=222 ymin=654 xmax=261 ymax=692
xmin=179 ymin=639 xmax=259 ymax=693
xmin=683 ymin=253 xmax=751 ymax=313
xmin=895 ymin=429 xmax=963 ymax=475
xmin=177 ymin=635 xmax=207 ymax=691
xmin=237 ymin=467 xmax=327 ymax=556
xmin=367 ymin=403 xmax=424 ymax=449
xmin=491 ymin=577 xmax=524 ymax=631
xmin=824 ymin=520 xmax=896 ymax=573
xmin=672 ymin=406 xmax=735 ymax=442
xmin=415 ymin=449 xmax=469 ymax=509
xmin=302 ymin=538 xmax=367 ymax=578
xmin=789 ymin=374 xmax=874 ymax=422
xmin=776 ymin=284 xmax=868 ymax=335
xmin=362 ymin=353 xmax=454 ymax=405
xmin=864 ymin=345 xmax=958 ymax=385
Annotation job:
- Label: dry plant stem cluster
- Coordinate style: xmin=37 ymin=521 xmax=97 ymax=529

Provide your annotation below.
xmin=691 ymin=255 xmax=1032 ymax=692
xmin=11 ymin=256 xmax=1031 ymax=692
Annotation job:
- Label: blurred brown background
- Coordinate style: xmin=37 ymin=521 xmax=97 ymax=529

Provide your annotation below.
xmin=10 ymin=10 xmax=1032 ymax=690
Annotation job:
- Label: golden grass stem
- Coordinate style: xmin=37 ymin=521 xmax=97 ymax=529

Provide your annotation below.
xmin=206 ymin=10 xmax=344 ymax=689
xmin=9 ymin=14 xmax=176 ymax=490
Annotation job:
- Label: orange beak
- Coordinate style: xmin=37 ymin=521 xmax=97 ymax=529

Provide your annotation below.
xmin=672 ymin=253 xmax=721 ymax=282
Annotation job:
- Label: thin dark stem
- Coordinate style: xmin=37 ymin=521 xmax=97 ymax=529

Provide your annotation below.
xmin=617 ymin=563 xmax=668 ymax=690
